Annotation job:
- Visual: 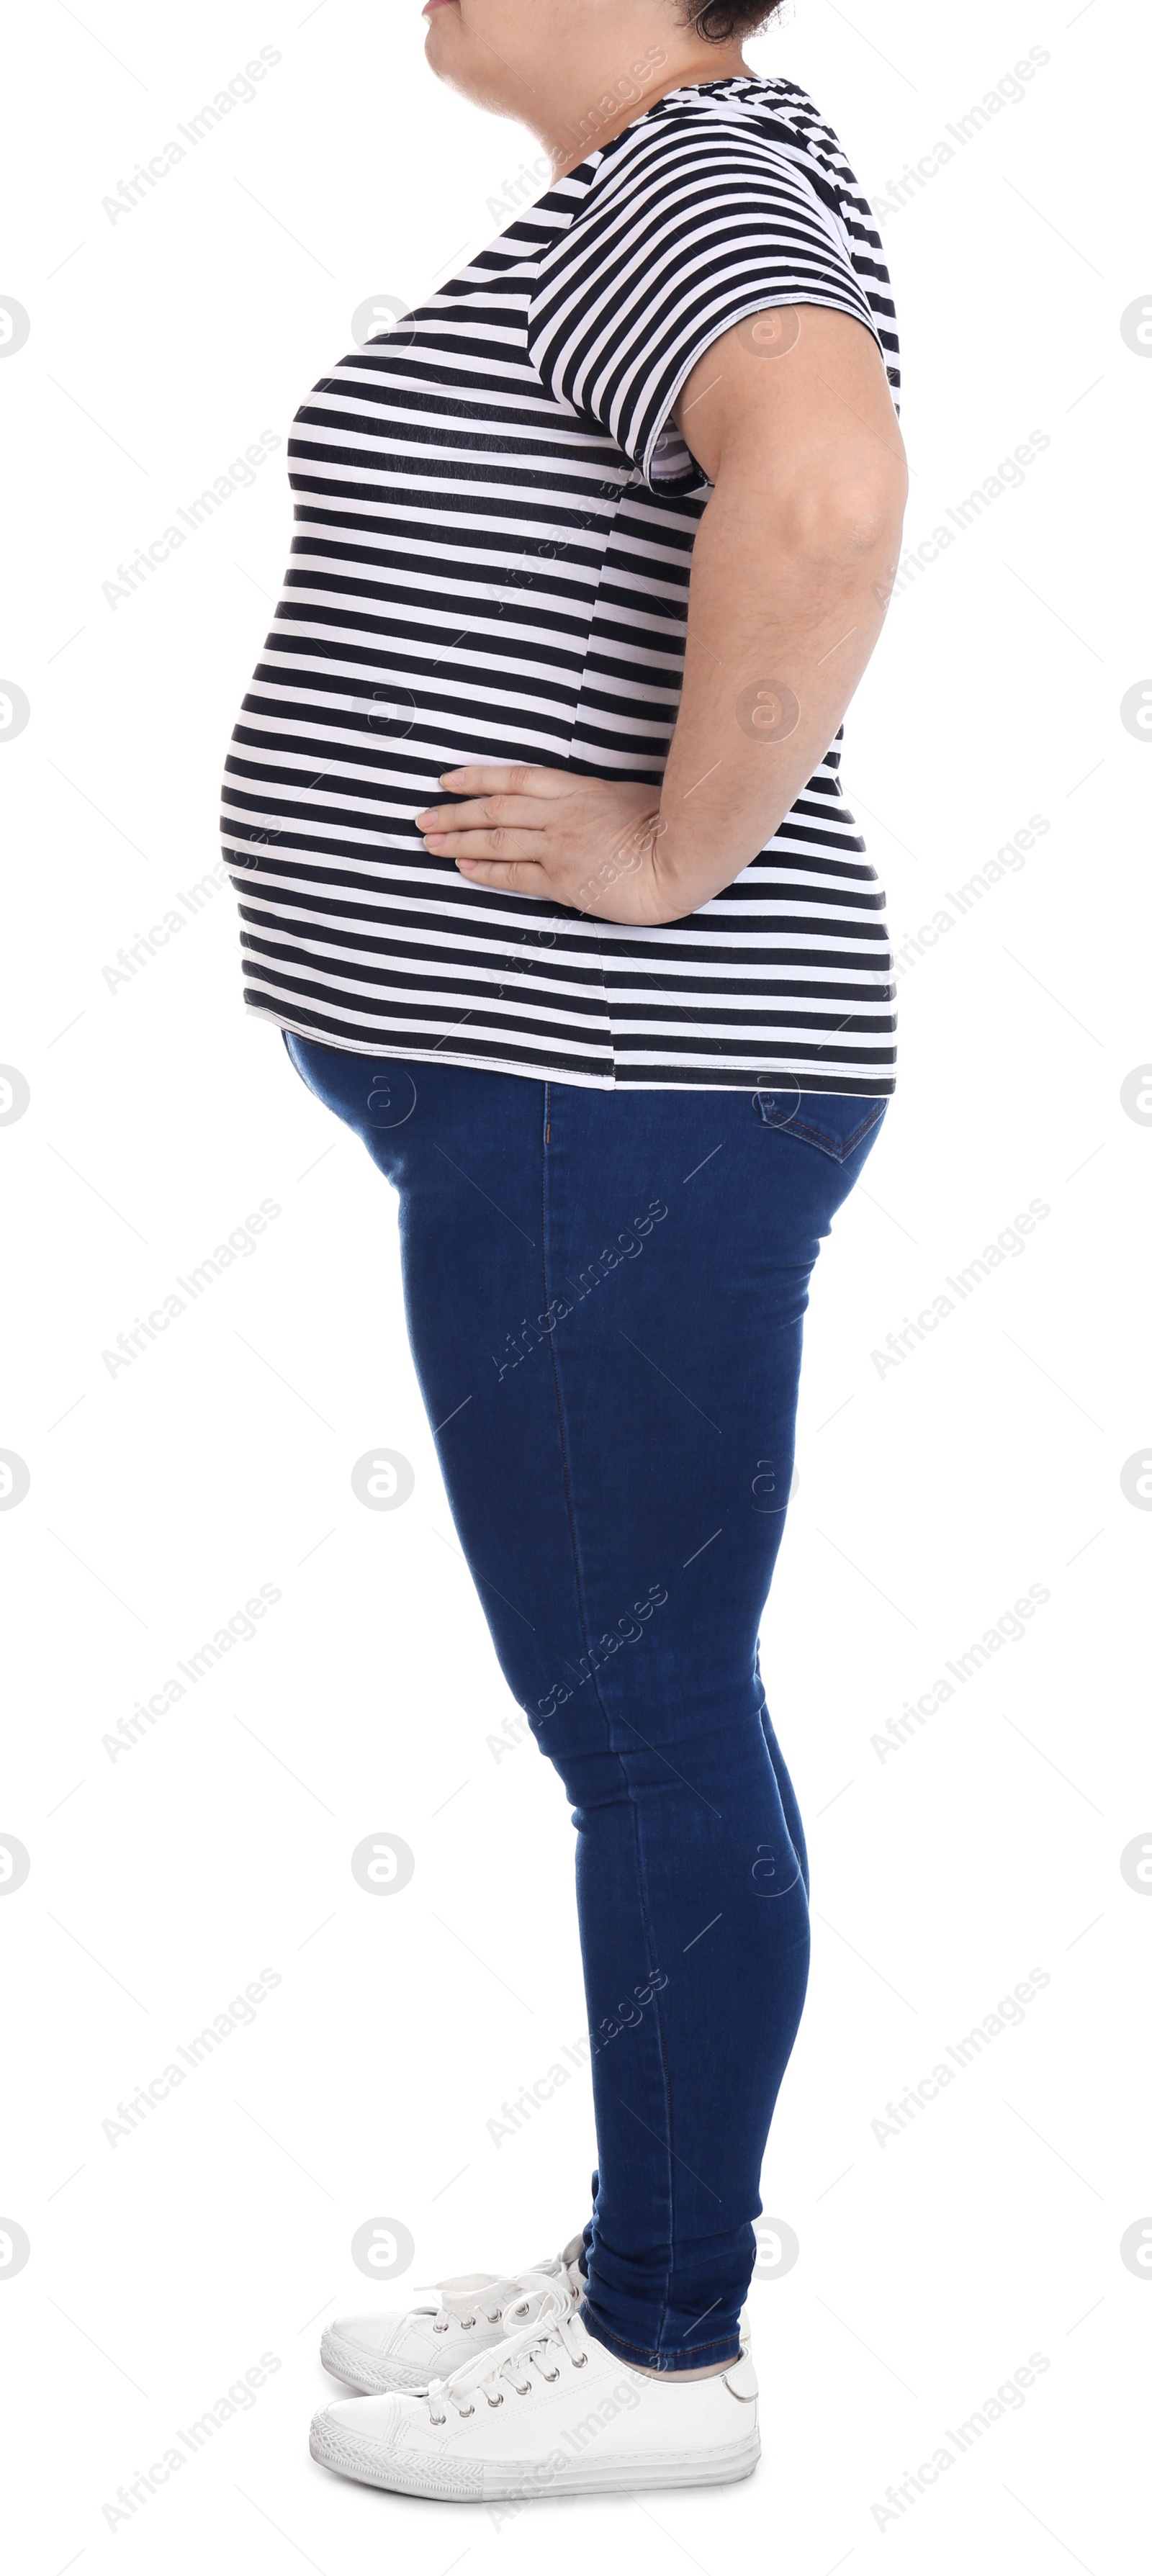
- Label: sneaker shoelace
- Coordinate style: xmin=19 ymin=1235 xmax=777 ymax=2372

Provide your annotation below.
xmin=428 ymin=2281 xmax=506 ymax=2336
xmin=428 ymin=2243 xmax=577 ymax=2338
xmin=426 ymin=2276 xmax=585 ymax=2423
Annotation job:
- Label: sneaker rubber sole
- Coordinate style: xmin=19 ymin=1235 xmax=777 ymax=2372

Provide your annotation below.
xmin=309 ymin=2410 xmax=760 ymax=2500
xmin=318 ymin=2328 xmax=432 ymax=2395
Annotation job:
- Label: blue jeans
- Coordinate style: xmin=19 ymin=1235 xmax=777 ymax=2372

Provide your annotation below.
xmin=284 ymin=1035 xmax=886 ymax=2370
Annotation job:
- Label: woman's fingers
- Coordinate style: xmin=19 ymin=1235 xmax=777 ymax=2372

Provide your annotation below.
xmin=418 ymin=794 xmax=557 ymax=837
xmin=436 ymin=763 xmax=570 ymax=799
xmin=454 ymin=858 xmax=556 ymax=895
xmin=429 ymin=828 xmax=546 ymax=861
xmin=415 ymin=765 xmax=575 ymax=835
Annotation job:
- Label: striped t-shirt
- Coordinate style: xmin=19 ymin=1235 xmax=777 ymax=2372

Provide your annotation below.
xmin=220 ymin=73 xmax=901 ymax=1094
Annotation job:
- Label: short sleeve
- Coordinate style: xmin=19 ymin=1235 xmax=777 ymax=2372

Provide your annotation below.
xmin=528 ymin=108 xmax=891 ymax=495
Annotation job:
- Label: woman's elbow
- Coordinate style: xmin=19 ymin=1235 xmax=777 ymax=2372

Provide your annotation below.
xmin=797 ymin=458 xmax=907 ymax=562
xmin=744 ymin=442 xmax=907 ymax=565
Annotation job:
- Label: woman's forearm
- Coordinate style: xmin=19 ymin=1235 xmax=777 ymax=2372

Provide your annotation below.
xmin=650 ymin=469 xmax=905 ymax=919
xmin=642 ymin=303 xmax=907 ymax=921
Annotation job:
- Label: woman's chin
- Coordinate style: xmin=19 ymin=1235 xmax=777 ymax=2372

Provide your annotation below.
xmin=423 ymin=2 xmax=461 ymax=60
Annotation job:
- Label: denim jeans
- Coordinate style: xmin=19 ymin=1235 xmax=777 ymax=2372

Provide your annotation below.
xmin=284 ymin=1034 xmax=886 ymax=2370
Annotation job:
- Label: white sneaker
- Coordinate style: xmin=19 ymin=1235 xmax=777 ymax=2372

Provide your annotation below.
xmin=320 ymin=2234 xmax=587 ymax=2395
xmin=310 ymin=2271 xmax=760 ymax=2501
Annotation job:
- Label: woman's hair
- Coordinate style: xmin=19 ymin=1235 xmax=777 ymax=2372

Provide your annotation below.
xmin=683 ymin=1 xmax=784 ymax=38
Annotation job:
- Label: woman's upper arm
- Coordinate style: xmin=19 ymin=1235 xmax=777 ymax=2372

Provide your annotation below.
xmin=671 ymin=305 xmax=907 ymax=534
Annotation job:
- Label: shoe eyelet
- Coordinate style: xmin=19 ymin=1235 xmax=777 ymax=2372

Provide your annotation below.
xmin=429 ymin=2410 xmax=446 ymax=2425
xmin=461 ymin=2316 xmax=475 ymax=2330
xmin=541 ymin=2367 xmax=559 ymax=2383
xmin=486 ymin=2311 xmax=500 ymax=2323
xmin=432 ymin=2320 xmax=448 ymax=2333
xmin=515 ymin=2382 xmax=531 ymax=2396
xmin=486 ymin=2392 xmax=504 ymax=2408
xmin=459 ymin=2404 xmax=474 ymax=2418
xmin=572 ymin=2353 xmax=588 ymax=2368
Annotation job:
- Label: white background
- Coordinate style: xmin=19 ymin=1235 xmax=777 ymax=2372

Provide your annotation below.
xmin=1 ymin=0 xmax=1149 ymax=2568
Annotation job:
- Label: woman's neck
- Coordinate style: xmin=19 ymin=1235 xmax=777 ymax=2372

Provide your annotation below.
xmin=541 ymin=45 xmax=751 ymax=177
xmin=425 ymin=5 xmax=752 ymax=182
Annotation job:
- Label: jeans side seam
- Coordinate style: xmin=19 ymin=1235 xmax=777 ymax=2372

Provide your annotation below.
xmin=537 ymin=1123 xmax=676 ymax=2359
xmin=622 ymin=1780 xmax=676 ymax=2359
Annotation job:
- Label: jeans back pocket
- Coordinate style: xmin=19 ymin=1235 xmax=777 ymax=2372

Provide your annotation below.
xmin=753 ymin=1089 xmax=888 ymax=1164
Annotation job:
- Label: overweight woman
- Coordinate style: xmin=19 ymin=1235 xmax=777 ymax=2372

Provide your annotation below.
xmin=221 ymin=0 xmax=907 ymax=2506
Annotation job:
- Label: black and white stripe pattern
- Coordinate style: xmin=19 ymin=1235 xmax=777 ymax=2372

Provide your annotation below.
xmin=220 ymin=75 xmax=901 ymax=1094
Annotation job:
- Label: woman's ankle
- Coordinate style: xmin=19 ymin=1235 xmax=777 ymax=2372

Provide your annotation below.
xmin=629 ymin=2354 xmax=737 ymax=2382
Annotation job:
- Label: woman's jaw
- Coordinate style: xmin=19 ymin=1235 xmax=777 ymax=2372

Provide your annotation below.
xmin=420 ymin=4 xmax=750 ymax=155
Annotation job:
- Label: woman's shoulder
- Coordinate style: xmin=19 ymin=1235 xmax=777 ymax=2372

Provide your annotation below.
xmin=593 ymin=73 xmax=861 ymax=193
xmin=546 ymin=74 xmax=876 ymax=266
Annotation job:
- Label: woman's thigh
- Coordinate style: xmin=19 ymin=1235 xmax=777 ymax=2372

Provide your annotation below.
xmin=284 ymin=1035 xmax=884 ymax=1783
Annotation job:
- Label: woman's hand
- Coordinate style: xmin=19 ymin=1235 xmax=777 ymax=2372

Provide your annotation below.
xmin=415 ymin=766 xmax=679 ymax=924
